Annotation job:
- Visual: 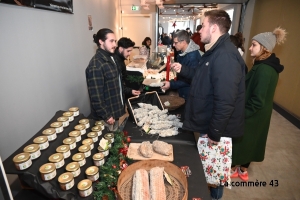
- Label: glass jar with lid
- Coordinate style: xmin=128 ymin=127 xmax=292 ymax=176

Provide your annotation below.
xmin=69 ymin=107 xmax=79 ymax=117
xmin=33 ymin=136 xmax=49 ymax=150
xmin=56 ymin=145 xmax=71 ymax=159
xmin=57 ymin=116 xmax=69 ymax=127
xmin=58 ymin=172 xmax=74 ymax=191
xmin=78 ymin=144 xmax=91 ymax=158
xmin=42 ymin=128 xmax=57 ymax=141
xmin=13 ymin=152 xmax=32 ymax=170
xmin=49 ymin=153 xmax=64 ymax=169
xmin=23 ymin=144 xmax=41 ymax=160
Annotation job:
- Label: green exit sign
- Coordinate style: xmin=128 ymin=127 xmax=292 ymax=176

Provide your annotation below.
xmin=131 ymin=6 xmax=140 ymax=11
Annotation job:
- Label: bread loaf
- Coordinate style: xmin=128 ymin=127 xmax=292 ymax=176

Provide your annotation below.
xmin=152 ymin=140 xmax=172 ymax=156
xmin=132 ymin=169 xmax=150 ymax=200
xmin=149 ymin=167 xmax=166 ymax=200
xmin=138 ymin=141 xmax=153 ymax=158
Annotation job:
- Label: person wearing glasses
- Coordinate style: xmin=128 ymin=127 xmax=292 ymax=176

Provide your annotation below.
xmin=161 ymin=30 xmax=202 ymax=100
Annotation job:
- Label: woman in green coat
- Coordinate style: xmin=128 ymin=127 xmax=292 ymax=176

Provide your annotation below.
xmin=231 ymin=27 xmax=287 ymax=181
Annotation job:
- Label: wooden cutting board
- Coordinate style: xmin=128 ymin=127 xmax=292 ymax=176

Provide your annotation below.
xmin=127 ymin=143 xmax=174 ymax=161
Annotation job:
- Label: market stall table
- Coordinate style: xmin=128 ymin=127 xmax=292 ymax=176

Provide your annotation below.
xmin=4 ymin=110 xmax=211 ymax=200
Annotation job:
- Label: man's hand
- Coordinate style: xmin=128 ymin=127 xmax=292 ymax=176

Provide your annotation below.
xmin=161 ymin=81 xmax=170 ymax=90
xmin=107 ymin=117 xmax=115 ymax=125
xmin=202 ymin=134 xmax=219 ymax=146
xmin=171 ymin=62 xmax=182 ymax=73
xmin=131 ymin=90 xmax=141 ymax=96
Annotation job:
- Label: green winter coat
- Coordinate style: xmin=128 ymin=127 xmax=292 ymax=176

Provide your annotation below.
xmin=232 ymin=53 xmax=284 ymax=165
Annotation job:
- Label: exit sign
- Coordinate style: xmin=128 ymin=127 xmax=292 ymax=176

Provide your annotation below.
xmin=131 ymin=6 xmax=140 ymax=11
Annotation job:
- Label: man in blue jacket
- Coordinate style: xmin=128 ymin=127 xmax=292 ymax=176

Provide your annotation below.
xmin=161 ymin=30 xmax=202 ymax=100
xmin=171 ymin=10 xmax=246 ymax=200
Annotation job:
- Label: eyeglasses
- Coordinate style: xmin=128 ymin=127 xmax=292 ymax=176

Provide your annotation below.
xmin=173 ymin=41 xmax=181 ymax=45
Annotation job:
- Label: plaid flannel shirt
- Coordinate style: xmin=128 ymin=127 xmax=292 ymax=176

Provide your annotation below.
xmin=85 ymin=48 xmax=125 ymax=121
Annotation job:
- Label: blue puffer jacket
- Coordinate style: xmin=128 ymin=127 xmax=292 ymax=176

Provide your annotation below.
xmin=170 ymin=40 xmax=201 ymax=100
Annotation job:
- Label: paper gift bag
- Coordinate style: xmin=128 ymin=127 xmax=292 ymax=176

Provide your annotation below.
xmin=197 ymin=137 xmax=232 ymax=186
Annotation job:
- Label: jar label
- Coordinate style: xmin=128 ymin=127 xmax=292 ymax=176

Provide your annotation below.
xmin=64 ymin=150 xmax=71 ymax=159
xmin=31 ymin=150 xmax=41 ymax=160
xmin=66 ymin=179 xmax=74 ymax=190
xmin=40 ymin=141 xmax=49 ymax=150
xmin=44 ymin=170 xmax=56 ymax=181
xmin=84 ymin=150 xmax=91 ymax=158
xmin=79 ymin=159 xmax=86 ymax=167
xmin=19 ymin=159 xmax=32 ymax=170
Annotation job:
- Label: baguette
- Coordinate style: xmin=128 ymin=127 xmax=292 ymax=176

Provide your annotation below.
xmin=149 ymin=167 xmax=166 ymax=200
xmin=132 ymin=169 xmax=150 ymax=200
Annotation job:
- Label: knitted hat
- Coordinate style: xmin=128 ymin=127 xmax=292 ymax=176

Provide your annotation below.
xmin=252 ymin=27 xmax=287 ymax=52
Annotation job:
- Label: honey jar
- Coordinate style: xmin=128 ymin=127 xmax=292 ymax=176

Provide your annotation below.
xmin=78 ymin=144 xmax=91 ymax=158
xmin=69 ymin=107 xmax=79 ymax=117
xmin=87 ymin=132 xmax=98 ymax=143
xmin=104 ymin=133 xmax=114 ymax=143
xmin=39 ymin=163 xmax=56 ymax=181
xmin=57 ymin=116 xmax=69 ymax=127
xmin=74 ymin=124 xmax=86 ymax=135
xmin=50 ymin=122 xmax=64 ymax=134
xmin=77 ymin=179 xmax=93 ymax=197
xmin=66 ymin=162 xmax=81 ymax=178
xmin=56 ymin=145 xmax=71 ymax=159
xmin=42 ymin=128 xmax=57 ymax=142
xmin=13 ymin=152 xmax=32 ymax=170
xmin=23 ymin=144 xmax=41 ymax=160
xmin=82 ymin=138 xmax=94 ymax=150
xmin=98 ymin=146 xmax=109 ymax=157
xmin=63 ymin=137 xmax=76 ymax=150
xmin=85 ymin=166 xmax=99 ymax=182
xmin=72 ymin=153 xmax=86 ymax=167
xmin=91 ymin=126 xmax=102 ymax=136
xmin=49 ymin=153 xmax=65 ymax=169
xmin=33 ymin=136 xmax=49 ymax=150
xmin=62 ymin=111 xmax=74 ymax=122
xmin=58 ymin=172 xmax=74 ymax=191
xmin=95 ymin=120 xmax=105 ymax=130
xmin=69 ymin=130 xmax=81 ymax=142
xmin=93 ymin=153 xmax=105 ymax=167
xmin=79 ymin=119 xmax=90 ymax=129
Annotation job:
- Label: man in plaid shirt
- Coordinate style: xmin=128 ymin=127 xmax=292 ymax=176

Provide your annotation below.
xmin=86 ymin=28 xmax=137 ymax=131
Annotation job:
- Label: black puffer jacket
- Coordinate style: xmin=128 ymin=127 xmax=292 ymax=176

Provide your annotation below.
xmin=180 ymin=33 xmax=246 ymax=142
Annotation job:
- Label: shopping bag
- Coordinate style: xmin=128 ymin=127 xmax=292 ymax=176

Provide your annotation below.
xmin=197 ymin=137 xmax=232 ymax=187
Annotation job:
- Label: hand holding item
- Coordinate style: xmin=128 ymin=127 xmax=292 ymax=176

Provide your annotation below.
xmin=171 ymin=62 xmax=182 ymax=73
xmin=161 ymin=81 xmax=170 ymax=90
xmin=107 ymin=117 xmax=115 ymax=125
xmin=202 ymin=134 xmax=219 ymax=145
xmin=132 ymin=90 xmax=141 ymax=96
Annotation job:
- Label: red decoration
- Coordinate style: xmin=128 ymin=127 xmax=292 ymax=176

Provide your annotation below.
xmin=118 ymin=147 xmax=128 ymax=156
xmin=166 ymin=55 xmax=170 ymax=81
xmin=112 ymin=165 xmax=116 ymax=169
xmin=126 ymin=137 xmax=131 ymax=143
xmin=123 ymin=130 xmax=128 ymax=136
xmin=120 ymin=160 xmax=128 ymax=170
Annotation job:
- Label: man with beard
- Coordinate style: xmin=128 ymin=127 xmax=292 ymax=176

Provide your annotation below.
xmin=114 ymin=37 xmax=141 ymax=99
xmin=171 ymin=10 xmax=246 ymax=199
xmin=86 ymin=28 xmax=128 ymax=131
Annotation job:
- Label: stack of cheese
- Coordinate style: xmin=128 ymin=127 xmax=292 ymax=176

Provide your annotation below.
xmin=133 ymin=103 xmax=182 ymax=137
